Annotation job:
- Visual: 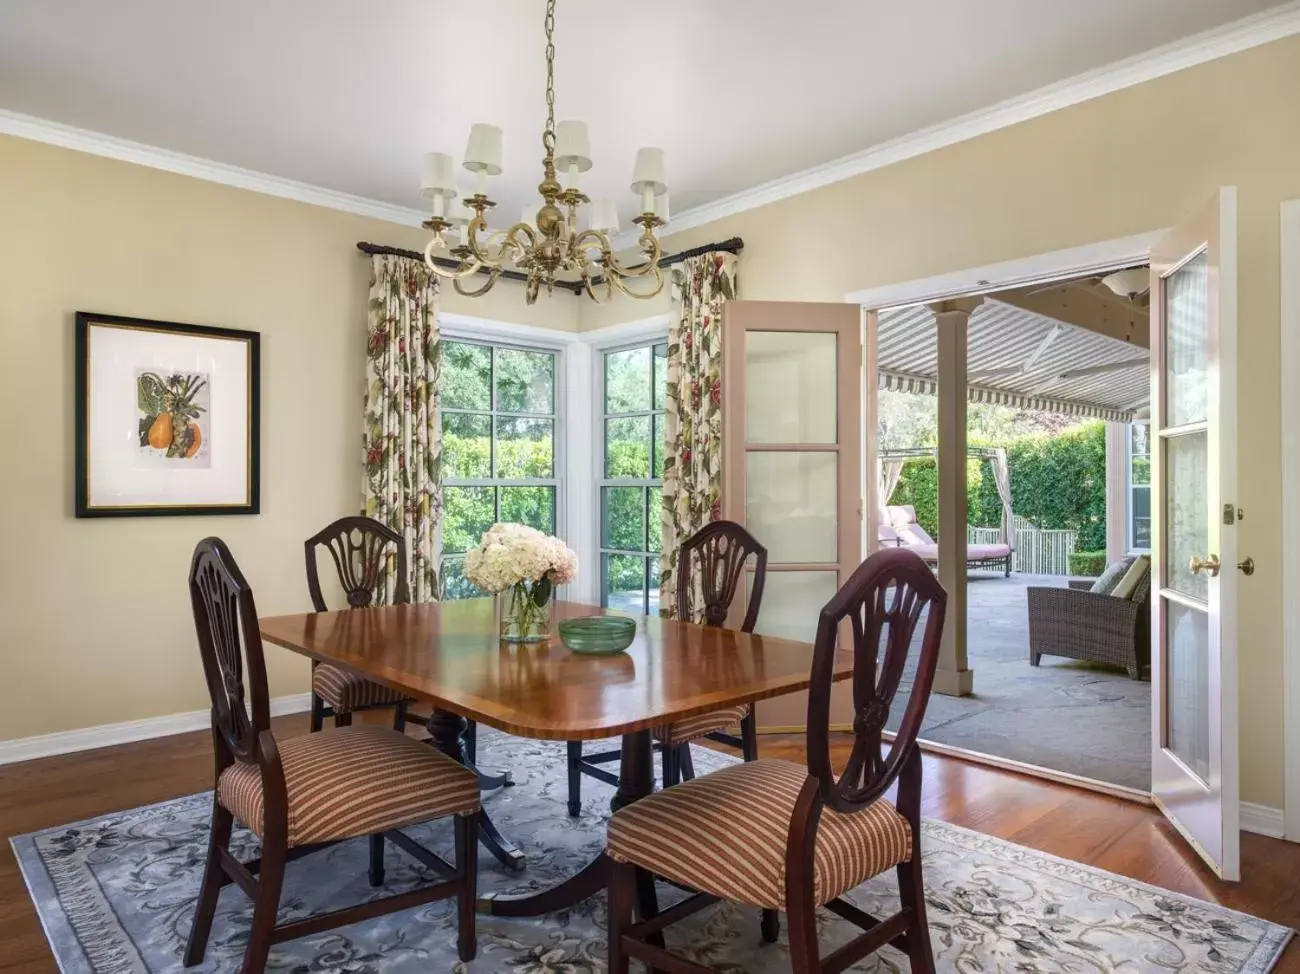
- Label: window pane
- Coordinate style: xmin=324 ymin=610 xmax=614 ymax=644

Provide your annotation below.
xmin=606 ymin=347 xmax=652 ymax=413
xmin=1131 ymin=455 xmax=1151 ymax=487
xmin=604 ymin=554 xmax=646 ymax=613
xmin=653 ymin=343 xmax=668 ymax=411
xmin=603 ymin=487 xmax=646 ymax=552
xmin=441 ymin=556 xmax=487 ymax=601
xmin=1130 ymin=422 xmax=1150 ymax=456
xmin=653 ymin=413 xmax=665 ymax=479
xmin=442 ymin=486 xmax=495 ymax=554
xmin=648 ymin=556 xmax=661 ymax=616
xmin=442 ymin=412 xmax=491 ymax=479
xmin=441 ymin=341 xmax=492 ymax=411
xmin=648 ymin=487 xmax=662 ymax=553
xmin=496 ymin=417 xmax=554 ymax=478
xmin=501 ymin=485 xmax=555 ymax=534
xmin=495 ymin=348 xmax=554 ymax=414
xmin=605 ymin=416 xmax=651 ymax=478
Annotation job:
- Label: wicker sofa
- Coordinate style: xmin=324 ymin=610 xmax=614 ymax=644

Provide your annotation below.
xmin=1026 ymin=566 xmax=1151 ymax=680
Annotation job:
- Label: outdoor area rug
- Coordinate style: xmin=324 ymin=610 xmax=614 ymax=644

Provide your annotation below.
xmin=11 ymin=729 xmax=1291 ymax=973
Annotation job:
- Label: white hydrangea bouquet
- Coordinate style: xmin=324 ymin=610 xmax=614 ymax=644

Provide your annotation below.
xmin=464 ymin=523 xmax=578 ymax=643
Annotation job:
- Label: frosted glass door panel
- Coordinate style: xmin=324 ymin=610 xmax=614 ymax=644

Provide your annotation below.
xmin=745 ymin=332 xmax=837 ymax=444
xmin=746 ymin=452 xmax=838 ymax=563
xmin=1165 ymin=600 xmax=1210 ymax=782
xmin=1164 ymin=251 xmax=1209 ymax=428
xmin=750 ymin=571 xmax=839 ymax=644
xmin=1165 ymin=432 xmax=1208 ymax=602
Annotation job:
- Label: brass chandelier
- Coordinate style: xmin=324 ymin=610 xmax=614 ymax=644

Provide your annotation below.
xmin=420 ymin=0 xmax=668 ymax=304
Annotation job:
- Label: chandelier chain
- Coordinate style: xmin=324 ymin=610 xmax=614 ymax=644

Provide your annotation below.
xmin=543 ymin=0 xmax=557 ymax=156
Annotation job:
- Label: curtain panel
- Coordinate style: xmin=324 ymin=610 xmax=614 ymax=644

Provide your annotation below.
xmin=659 ymin=252 xmax=738 ymax=621
xmin=362 ymin=254 xmax=442 ymax=603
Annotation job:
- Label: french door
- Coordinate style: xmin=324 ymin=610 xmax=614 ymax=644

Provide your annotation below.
xmin=721 ymin=301 xmax=862 ymax=731
xmin=1150 ymin=188 xmax=1241 ymax=880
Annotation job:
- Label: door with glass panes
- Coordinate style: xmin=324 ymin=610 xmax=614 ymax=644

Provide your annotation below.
xmin=722 ymin=301 xmax=862 ymax=730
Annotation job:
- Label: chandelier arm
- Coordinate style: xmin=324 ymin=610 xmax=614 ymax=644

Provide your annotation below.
xmin=453 ymin=267 xmax=502 ymax=298
xmin=607 ymin=263 xmax=666 ymax=301
xmin=424 ymin=239 xmax=484 ymax=280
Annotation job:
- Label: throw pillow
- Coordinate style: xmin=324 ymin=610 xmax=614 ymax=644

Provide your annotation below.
xmin=1090 ymin=556 xmax=1137 ymax=595
xmin=1110 ymin=555 xmax=1151 ymax=600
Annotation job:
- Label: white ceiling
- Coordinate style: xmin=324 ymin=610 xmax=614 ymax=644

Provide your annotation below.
xmin=0 ymin=0 xmax=1285 ymax=228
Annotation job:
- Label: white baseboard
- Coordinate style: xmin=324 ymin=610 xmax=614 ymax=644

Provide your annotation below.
xmin=1241 ymin=802 xmax=1286 ymax=839
xmin=0 ymin=693 xmax=313 ymax=768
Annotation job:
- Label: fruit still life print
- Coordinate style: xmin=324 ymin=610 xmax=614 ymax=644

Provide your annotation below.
xmin=136 ymin=370 xmax=210 ymax=467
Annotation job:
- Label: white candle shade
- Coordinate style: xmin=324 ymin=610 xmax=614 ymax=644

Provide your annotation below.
xmin=421 ymin=152 xmax=457 ymax=199
xmin=581 ymin=198 xmax=620 ymax=234
xmin=463 ymin=123 xmax=503 ymax=175
xmin=630 ymin=147 xmax=667 ymax=194
xmin=554 ymin=120 xmax=592 ymax=172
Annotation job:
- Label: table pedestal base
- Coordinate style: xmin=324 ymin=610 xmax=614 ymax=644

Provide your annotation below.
xmin=427 ymin=710 xmax=527 ymax=873
xmin=479 ymin=729 xmax=656 ymax=917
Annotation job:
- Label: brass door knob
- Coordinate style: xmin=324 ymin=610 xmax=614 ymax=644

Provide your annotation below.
xmin=1189 ymin=554 xmax=1221 ymax=577
xmin=1237 ymin=557 xmax=1255 ymax=576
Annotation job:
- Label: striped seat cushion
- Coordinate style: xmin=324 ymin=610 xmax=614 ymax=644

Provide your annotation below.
xmin=218 ymin=725 xmax=479 ymax=847
xmin=607 ymin=758 xmax=911 ymax=910
xmin=654 ymin=704 xmax=750 ymax=745
xmin=313 ymin=663 xmax=410 ymax=713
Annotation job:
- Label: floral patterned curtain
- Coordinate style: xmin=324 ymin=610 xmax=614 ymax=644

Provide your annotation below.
xmin=362 ymin=255 xmax=441 ymax=603
xmin=660 ymin=252 xmax=738 ymax=621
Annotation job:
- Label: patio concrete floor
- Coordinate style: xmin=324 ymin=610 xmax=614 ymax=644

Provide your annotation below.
xmin=891 ymin=571 xmax=1151 ymax=792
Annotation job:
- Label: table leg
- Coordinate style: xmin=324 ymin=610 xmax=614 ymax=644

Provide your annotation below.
xmin=479 ymin=730 xmax=655 ymax=917
xmin=427 ymin=710 xmax=527 ymax=873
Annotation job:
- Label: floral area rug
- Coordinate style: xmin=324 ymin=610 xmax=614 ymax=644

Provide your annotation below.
xmin=10 ymin=728 xmax=1292 ymax=973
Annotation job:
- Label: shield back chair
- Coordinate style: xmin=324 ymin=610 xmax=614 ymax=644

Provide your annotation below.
xmin=565 ymin=520 xmax=767 ymax=814
xmin=605 ymin=547 xmax=947 ymax=974
xmin=184 ymin=538 xmax=480 ymax=974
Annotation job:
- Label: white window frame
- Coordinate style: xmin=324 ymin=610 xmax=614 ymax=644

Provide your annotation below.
xmin=598 ymin=339 xmax=669 ymax=614
xmin=1127 ymin=420 xmax=1152 ymax=554
xmin=437 ymin=315 xmax=569 ymax=597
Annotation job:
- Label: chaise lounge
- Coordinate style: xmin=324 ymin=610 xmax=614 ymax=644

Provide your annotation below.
xmin=880 ymin=504 xmax=1014 ymax=576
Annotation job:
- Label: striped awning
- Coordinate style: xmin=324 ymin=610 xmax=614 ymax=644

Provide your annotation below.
xmin=877 ymin=299 xmax=1147 ymax=422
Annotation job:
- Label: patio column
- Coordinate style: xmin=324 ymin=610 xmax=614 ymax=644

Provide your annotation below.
xmin=933 ymin=298 xmax=981 ymax=697
xmin=1105 ymin=421 xmax=1129 ymax=563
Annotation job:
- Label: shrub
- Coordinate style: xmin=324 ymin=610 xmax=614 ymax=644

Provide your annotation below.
xmin=1068 ymin=551 xmax=1107 ymax=577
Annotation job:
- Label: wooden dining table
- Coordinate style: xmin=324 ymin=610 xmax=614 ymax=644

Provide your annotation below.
xmin=259 ymin=598 xmax=853 ymax=918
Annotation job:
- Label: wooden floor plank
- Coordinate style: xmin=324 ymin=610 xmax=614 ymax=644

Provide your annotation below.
xmin=0 ymin=716 xmax=1295 ymax=971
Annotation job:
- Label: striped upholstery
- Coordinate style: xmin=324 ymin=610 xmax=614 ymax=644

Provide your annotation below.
xmin=607 ymin=758 xmax=912 ymax=910
xmin=313 ymin=663 xmax=410 ymax=713
xmin=218 ymin=725 xmax=479 ymax=846
xmin=654 ymin=704 xmax=750 ymax=745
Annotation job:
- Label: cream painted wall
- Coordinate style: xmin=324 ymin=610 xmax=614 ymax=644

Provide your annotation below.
xmin=0 ymin=135 xmax=575 ymax=744
xmin=582 ymin=35 xmax=1300 ymax=809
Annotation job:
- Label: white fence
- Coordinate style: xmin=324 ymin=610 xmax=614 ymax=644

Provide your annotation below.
xmin=968 ymin=515 xmax=1077 ymax=575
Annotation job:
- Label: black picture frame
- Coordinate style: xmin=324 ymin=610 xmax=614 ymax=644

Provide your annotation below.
xmin=74 ymin=312 xmax=261 ymax=517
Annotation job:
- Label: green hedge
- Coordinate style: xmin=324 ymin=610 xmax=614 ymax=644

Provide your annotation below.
xmin=1068 ymin=551 xmax=1107 ymax=577
xmin=890 ymin=421 xmax=1107 ymax=551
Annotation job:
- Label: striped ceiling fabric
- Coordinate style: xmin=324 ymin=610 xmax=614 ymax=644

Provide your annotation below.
xmin=876 ymin=299 xmax=1148 ymax=422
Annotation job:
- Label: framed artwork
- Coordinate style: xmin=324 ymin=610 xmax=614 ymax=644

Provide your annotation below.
xmin=74 ymin=312 xmax=260 ymax=517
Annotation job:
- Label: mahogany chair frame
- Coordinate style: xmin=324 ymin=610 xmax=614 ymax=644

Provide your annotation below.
xmin=185 ymin=537 xmax=479 ymax=974
xmin=566 ymin=520 xmax=767 ymax=810
xmin=607 ymin=547 xmax=947 ymax=974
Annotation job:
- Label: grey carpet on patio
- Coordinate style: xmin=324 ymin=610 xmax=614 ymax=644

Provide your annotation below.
xmin=889 ymin=572 xmax=1151 ymax=791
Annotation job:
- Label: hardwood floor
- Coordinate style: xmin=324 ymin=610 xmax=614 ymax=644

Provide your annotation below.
xmin=0 ymin=715 xmax=1296 ymax=972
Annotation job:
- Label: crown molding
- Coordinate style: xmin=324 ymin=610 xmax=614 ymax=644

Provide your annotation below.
xmin=0 ymin=109 xmax=429 ymax=228
xmin=614 ymin=1 xmax=1300 ymax=250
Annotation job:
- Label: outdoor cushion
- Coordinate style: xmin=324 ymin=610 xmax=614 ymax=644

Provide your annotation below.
xmin=1089 ymin=556 xmax=1137 ymax=595
xmin=606 ymin=757 xmax=912 ymax=910
xmin=878 ymin=522 xmax=900 ymax=545
xmin=896 ymin=522 xmax=936 ymax=546
xmin=886 ymin=504 xmax=916 ymax=528
xmin=313 ymin=663 xmax=410 ymax=713
xmin=966 ymin=544 xmax=1011 ymax=560
xmin=655 ymin=704 xmax=750 ymax=745
xmin=218 ymin=724 xmax=480 ymax=847
xmin=1110 ymin=555 xmax=1151 ymax=601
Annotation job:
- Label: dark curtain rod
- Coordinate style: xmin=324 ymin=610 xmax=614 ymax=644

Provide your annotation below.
xmin=355 ymin=236 xmax=743 ymax=298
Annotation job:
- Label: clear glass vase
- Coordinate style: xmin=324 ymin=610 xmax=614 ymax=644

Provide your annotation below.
xmin=497 ymin=580 xmax=552 ymax=644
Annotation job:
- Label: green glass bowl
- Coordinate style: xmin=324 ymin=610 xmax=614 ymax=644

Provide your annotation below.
xmin=558 ymin=615 xmax=638 ymax=655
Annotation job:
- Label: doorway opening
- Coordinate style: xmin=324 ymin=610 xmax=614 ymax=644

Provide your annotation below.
xmin=867 ymin=263 xmax=1155 ymax=797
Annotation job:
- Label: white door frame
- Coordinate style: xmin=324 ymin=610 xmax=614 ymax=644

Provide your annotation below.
xmin=1282 ymin=200 xmax=1300 ymax=843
